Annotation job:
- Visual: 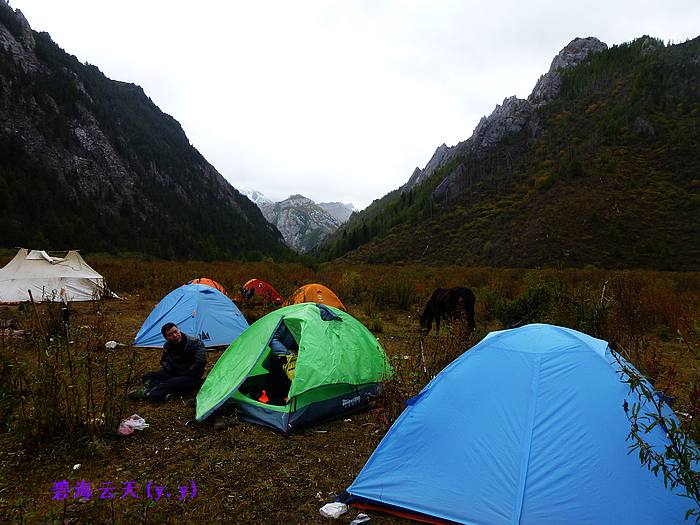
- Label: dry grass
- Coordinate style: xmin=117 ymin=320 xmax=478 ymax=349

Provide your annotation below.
xmin=0 ymin=259 xmax=698 ymax=524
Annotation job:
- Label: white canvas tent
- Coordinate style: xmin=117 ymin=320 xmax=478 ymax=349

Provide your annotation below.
xmin=0 ymin=248 xmax=110 ymax=303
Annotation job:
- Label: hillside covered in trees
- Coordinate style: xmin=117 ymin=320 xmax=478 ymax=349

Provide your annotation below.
xmin=320 ymin=36 xmax=700 ymax=270
xmin=0 ymin=2 xmax=288 ymax=260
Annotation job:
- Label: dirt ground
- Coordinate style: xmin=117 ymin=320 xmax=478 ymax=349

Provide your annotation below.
xmin=0 ymin=296 xmax=426 ymax=524
xmin=1 ymin=264 xmax=698 ymax=524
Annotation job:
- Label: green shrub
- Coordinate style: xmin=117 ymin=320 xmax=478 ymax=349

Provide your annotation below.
xmin=373 ymin=275 xmax=418 ymax=310
xmin=3 ymin=305 xmax=133 ymax=448
xmin=495 ymin=280 xmax=556 ymax=326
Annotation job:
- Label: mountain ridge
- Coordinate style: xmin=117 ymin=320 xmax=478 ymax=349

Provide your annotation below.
xmin=243 ymin=190 xmax=355 ymax=252
xmin=320 ymin=35 xmax=700 ymax=270
xmin=0 ymin=2 xmax=288 ymax=260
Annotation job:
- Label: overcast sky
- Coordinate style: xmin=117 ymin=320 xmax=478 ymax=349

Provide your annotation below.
xmin=8 ymin=1 xmax=700 ymax=209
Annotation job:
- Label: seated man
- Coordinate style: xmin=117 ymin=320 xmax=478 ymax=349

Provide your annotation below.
xmin=240 ymin=286 xmax=255 ymax=302
xmin=129 ymin=323 xmax=206 ymax=402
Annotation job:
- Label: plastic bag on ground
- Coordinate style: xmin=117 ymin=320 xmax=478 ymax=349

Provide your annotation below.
xmin=319 ymin=502 xmax=348 ymax=518
xmin=350 ymin=513 xmax=371 ymax=524
xmin=118 ymin=414 xmax=149 ymax=436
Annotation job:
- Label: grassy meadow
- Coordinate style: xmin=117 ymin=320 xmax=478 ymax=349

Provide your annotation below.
xmin=0 ymin=257 xmax=698 ymax=524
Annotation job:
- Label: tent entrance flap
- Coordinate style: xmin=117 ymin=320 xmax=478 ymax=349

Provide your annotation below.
xmin=195 ymin=341 xmax=270 ymax=422
xmin=239 ymin=317 xmax=299 ymax=405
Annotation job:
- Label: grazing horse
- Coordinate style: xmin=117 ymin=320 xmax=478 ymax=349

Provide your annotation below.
xmin=420 ymin=287 xmax=476 ymax=334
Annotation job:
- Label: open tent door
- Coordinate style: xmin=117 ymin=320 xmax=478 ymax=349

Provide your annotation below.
xmin=196 ymin=311 xmax=286 ymax=421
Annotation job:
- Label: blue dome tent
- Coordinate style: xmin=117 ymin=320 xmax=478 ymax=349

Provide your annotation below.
xmin=134 ymin=283 xmax=248 ymax=348
xmin=345 ymin=324 xmax=693 ymax=525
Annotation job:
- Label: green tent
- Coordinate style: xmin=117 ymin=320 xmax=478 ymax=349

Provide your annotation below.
xmin=196 ymin=303 xmax=393 ymax=433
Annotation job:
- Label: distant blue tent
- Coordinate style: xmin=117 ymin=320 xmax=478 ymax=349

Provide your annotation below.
xmin=346 ymin=324 xmax=692 ymax=525
xmin=134 ymin=283 xmax=248 ymax=348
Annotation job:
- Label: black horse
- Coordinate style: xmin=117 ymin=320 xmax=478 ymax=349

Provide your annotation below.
xmin=420 ymin=287 xmax=476 ymax=334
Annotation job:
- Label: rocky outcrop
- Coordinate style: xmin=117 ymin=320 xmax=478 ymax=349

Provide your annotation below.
xmin=529 ymin=37 xmax=608 ymax=107
xmin=470 ymin=96 xmax=537 ymax=154
xmin=242 ymin=189 xmax=273 ymax=206
xmin=407 ymin=37 xmax=608 ymax=202
xmin=261 ymin=195 xmax=342 ymax=253
xmin=401 ymin=143 xmax=458 ymax=193
xmin=0 ymin=2 xmax=40 ymax=73
xmin=639 ymin=36 xmax=663 ymax=57
xmin=244 ymin=190 xmax=355 ymax=252
xmin=317 ymin=201 xmax=356 ymax=224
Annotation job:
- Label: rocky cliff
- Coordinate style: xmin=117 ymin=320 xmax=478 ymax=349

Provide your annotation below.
xmin=322 ymin=35 xmax=700 ymax=269
xmin=257 ymin=195 xmax=342 ymax=253
xmin=243 ymin=190 xmax=355 ymax=252
xmin=242 ymin=189 xmax=273 ymax=206
xmin=0 ymin=2 xmax=286 ymax=260
xmin=401 ymin=143 xmax=458 ymax=193
xmin=317 ymin=201 xmax=356 ymax=224
xmin=403 ymin=37 xmax=608 ymax=200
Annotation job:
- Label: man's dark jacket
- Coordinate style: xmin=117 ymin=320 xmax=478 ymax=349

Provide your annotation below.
xmin=161 ymin=333 xmax=206 ymax=378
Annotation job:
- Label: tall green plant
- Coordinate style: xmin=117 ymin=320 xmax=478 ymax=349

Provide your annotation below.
xmin=611 ymin=343 xmax=699 ymax=522
xmin=5 ymin=301 xmax=133 ymax=447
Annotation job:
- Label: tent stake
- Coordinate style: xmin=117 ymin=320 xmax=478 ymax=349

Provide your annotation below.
xmin=419 ymin=336 xmax=427 ymax=375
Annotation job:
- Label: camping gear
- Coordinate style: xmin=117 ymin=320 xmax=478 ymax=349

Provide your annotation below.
xmin=196 ymin=303 xmax=392 ymax=433
xmin=241 ymin=278 xmax=284 ymax=305
xmin=188 ymin=277 xmax=227 ymax=295
xmin=345 ymin=323 xmax=693 ymax=525
xmin=133 ymin=283 xmax=248 ymax=348
xmin=282 ymin=283 xmax=346 ymax=311
xmin=349 ymin=513 xmax=371 ymax=525
xmin=319 ymin=502 xmax=348 ymax=519
xmin=0 ymin=248 xmax=111 ymax=303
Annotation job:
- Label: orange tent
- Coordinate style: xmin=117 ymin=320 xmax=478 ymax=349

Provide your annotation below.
xmin=282 ymin=283 xmax=346 ymax=311
xmin=241 ymin=278 xmax=284 ymax=305
xmin=188 ymin=278 xmax=227 ymax=295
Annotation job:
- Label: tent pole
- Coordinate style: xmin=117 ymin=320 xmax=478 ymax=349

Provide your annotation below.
xmin=27 ymin=289 xmax=46 ymax=337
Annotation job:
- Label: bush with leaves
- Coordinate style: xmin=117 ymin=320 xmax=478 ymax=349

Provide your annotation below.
xmin=611 ymin=342 xmax=699 ymax=522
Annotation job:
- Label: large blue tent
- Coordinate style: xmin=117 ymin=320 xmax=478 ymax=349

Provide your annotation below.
xmin=346 ymin=324 xmax=692 ymax=524
xmin=134 ymin=283 xmax=248 ymax=348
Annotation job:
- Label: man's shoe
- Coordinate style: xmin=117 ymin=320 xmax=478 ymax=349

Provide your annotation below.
xmin=127 ymin=386 xmax=146 ymax=401
xmin=213 ymin=415 xmax=238 ymax=431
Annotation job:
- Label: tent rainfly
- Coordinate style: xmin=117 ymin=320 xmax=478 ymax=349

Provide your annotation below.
xmin=188 ymin=278 xmax=228 ymax=295
xmin=134 ymin=283 xmax=249 ymax=348
xmin=0 ymin=248 xmax=110 ymax=303
xmin=282 ymin=283 xmax=347 ymax=311
xmin=241 ymin=278 xmax=284 ymax=305
xmin=344 ymin=324 xmax=694 ymax=525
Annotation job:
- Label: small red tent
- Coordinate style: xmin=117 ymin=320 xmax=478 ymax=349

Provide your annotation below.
xmin=241 ymin=278 xmax=284 ymax=305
